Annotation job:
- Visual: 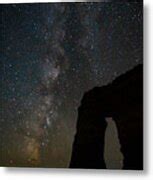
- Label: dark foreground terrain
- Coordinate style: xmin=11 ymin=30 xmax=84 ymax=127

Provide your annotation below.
xmin=70 ymin=64 xmax=143 ymax=170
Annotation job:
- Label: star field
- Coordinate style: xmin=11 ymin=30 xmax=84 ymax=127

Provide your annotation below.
xmin=0 ymin=2 xmax=142 ymax=167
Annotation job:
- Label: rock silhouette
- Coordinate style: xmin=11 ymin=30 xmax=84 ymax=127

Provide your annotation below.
xmin=69 ymin=64 xmax=143 ymax=170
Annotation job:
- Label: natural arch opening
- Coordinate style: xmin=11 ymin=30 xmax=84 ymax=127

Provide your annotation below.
xmin=104 ymin=117 xmax=123 ymax=169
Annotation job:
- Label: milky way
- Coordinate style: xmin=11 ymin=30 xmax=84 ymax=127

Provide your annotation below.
xmin=0 ymin=2 xmax=142 ymax=167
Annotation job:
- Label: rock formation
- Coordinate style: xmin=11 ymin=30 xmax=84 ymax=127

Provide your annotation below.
xmin=70 ymin=64 xmax=143 ymax=170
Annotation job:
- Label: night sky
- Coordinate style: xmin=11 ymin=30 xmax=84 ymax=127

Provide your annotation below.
xmin=0 ymin=2 xmax=143 ymax=168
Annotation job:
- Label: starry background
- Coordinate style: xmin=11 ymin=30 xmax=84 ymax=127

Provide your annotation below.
xmin=0 ymin=1 xmax=143 ymax=168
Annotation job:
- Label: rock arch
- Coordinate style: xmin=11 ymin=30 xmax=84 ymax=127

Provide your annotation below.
xmin=69 ymin=64 xmax=143 ymax=170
